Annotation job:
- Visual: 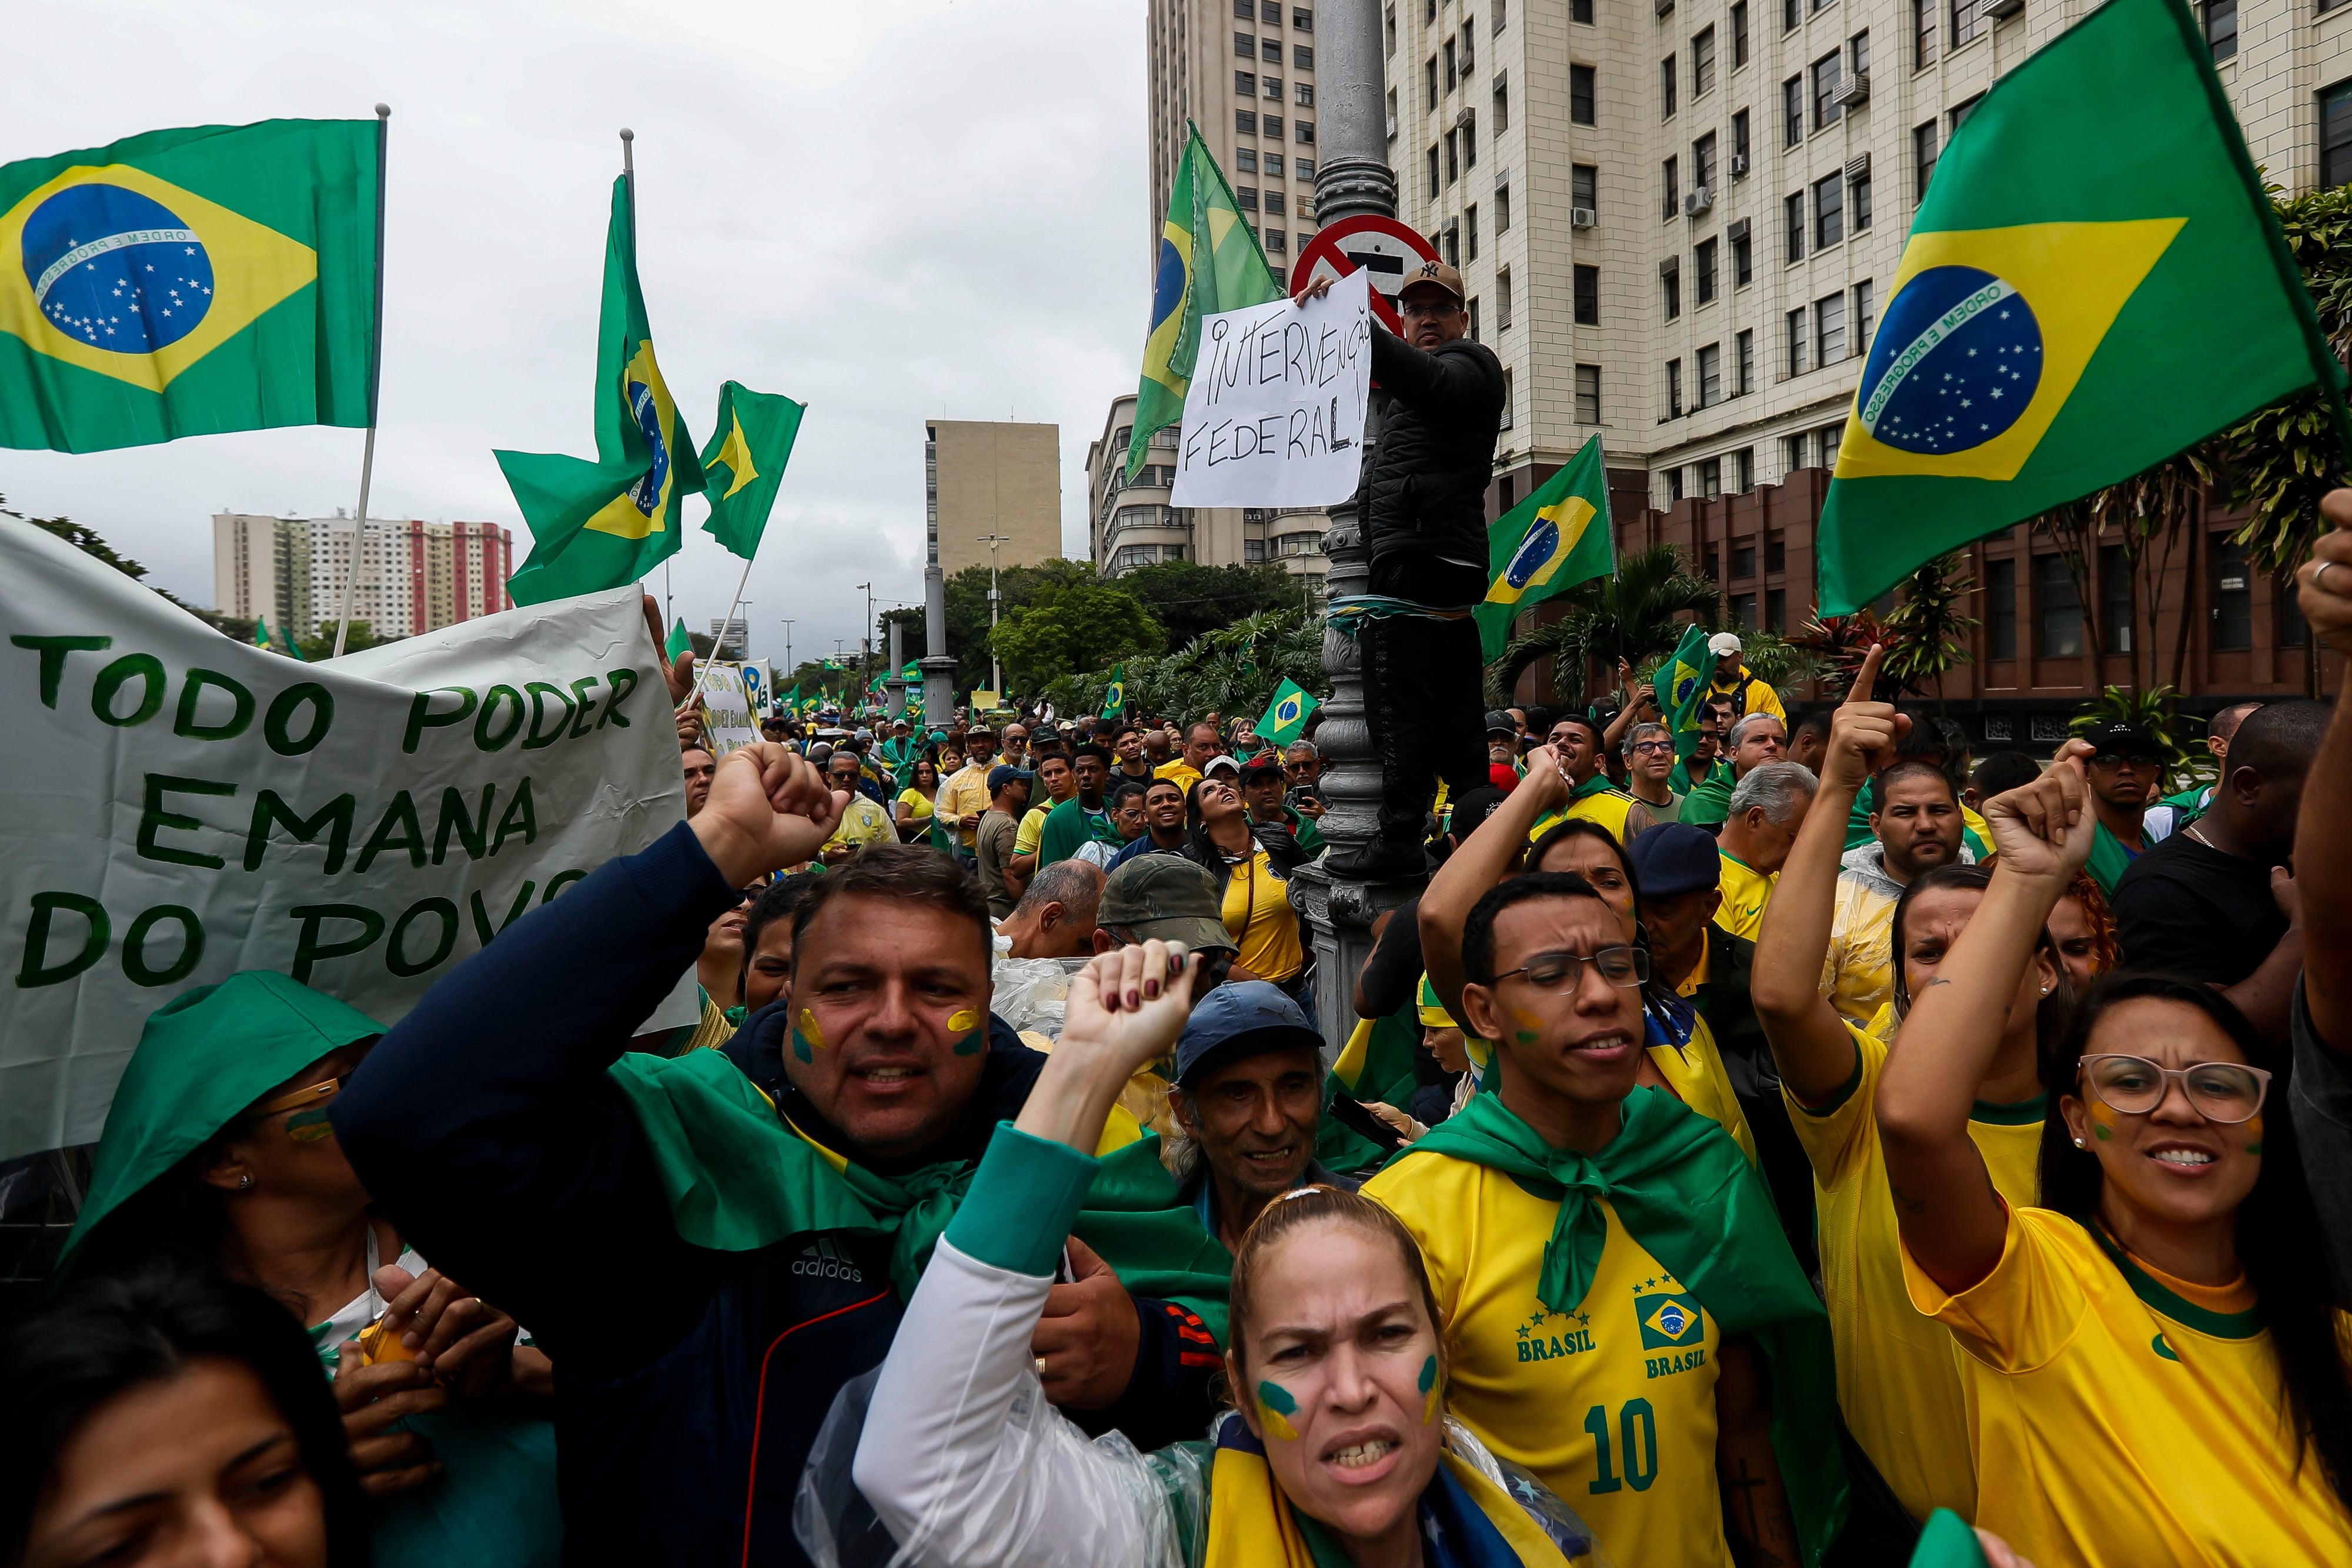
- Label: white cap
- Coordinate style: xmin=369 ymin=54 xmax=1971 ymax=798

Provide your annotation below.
xmin=1203 ymin=754 xmax=1243 ymax=778
xmin=1708 ymin=632 xmax=1744 ymax=657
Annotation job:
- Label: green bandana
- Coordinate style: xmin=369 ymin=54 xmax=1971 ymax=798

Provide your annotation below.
xmin=1404 ymin=1085 xmax=1848 ymax=1564
xmin=606 ymin=1047 xmax=1233 ymax=1336
xmin=1906 ymin=1509 xmax=1991 ymax=1567
xmin=1569 ymin=773 xmax=1620 ymax=802
xmin=62 ymin=972 xmax=387 ymax=1269
xmin=2084 ymin=820 xmax=2137 ymax=899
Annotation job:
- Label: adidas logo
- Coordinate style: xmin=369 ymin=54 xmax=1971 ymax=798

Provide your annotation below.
xmin=791 ymin=1237 xmax=866 ymax=1283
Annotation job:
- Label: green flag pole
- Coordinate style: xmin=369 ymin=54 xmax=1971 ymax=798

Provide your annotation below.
xmin=330 ymin=102 xmax=392 ymax=661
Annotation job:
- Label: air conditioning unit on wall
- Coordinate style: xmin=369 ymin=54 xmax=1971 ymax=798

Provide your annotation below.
xmin=1572 ymin=207 xmax=1598 ymax=228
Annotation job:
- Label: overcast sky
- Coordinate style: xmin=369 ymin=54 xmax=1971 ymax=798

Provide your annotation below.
xmin=0 ymin=0 xmax=1150 ymax=667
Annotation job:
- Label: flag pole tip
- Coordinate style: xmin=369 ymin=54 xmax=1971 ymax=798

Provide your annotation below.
xmin=375 ymin=103 xmax=390 ymax=119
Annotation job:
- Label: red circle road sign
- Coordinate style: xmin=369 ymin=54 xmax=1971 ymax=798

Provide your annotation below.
xmin=1292 ymin=213 xmax=1442 ymax=334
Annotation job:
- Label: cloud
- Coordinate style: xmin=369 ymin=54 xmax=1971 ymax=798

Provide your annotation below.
xmin=0 ymin=0 xmax=1150 ymax=667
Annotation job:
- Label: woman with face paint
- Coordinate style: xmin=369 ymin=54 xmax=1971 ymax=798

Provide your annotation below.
xmin=844 ymin=941 xmax=1605 ymax=1568
xmin=1876 ymin=747 xmax=2352 ymax=1566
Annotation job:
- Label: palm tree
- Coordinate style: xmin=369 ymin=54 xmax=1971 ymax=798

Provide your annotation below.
xmin=1486 ymin=545 xmax=1722 ymax=707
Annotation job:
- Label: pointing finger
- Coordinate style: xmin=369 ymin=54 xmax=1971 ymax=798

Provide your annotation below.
xmin=1846 ymin=644 xmax=1887 ymax=706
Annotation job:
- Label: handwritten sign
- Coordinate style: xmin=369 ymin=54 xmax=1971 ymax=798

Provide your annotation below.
xmin=699 ymin=662 xmax=762 ymax=755
xmin=1170 ymin=268 xmax=1372 ymax=509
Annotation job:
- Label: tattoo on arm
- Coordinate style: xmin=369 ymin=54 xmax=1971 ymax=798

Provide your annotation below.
xmin=1920 ymin=977 xmax=1951 ymax=991
xmin=1889 ymin=1181 xmax=1929 ymax=1216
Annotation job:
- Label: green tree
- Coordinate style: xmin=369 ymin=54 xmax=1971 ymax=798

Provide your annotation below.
xmin=1037 ymin=609 xmax=1323 ymax=725
xmin=1485 ymin=545 xmax=1722 ymax=707
xmin=1118 ymin=560 xmax=1304 ymax=645
xmin=987 ymin=580 xmax=1164 ymax=695
xmin=1877 ymin=550 xmax=1980 ymax=705
xmin=296 ymin=621 xmax=390 ymax=660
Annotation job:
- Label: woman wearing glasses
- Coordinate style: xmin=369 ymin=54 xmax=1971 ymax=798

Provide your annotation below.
xmin=56 ymin=972 xmax=560 ymax=1567
xmin=1184 ymin=760 xmax=1314 ymax=1021
xmin=1876 ymin=748 xmax=2352 ymax=1564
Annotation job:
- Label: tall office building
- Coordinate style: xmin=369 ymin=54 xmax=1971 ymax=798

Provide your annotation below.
xmin=212 ymin=513 xmax=513 ymax=639
xmin=709 ymin=617 xmax=750 ymax=657
xmin=924 ymin=420 xmax=1063 ymax=574
xmin=1085 ymin=393 xmax=1332 ymax=591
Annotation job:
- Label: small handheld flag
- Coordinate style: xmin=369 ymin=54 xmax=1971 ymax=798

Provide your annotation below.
xmin=1815 ymin=0 xmax=2349 ymax=613
xmin=1100 ymin=664 xmax=1126 ymax=719
xmin=1255 ymin=677 xmax=1319 ymax=747
xmin=665 ymin=617 xmax=692 ymax=664
xmin=1656 ymin=623 xmax=1715 ymax=763
xmin=0 ymin=119 xmax=381 ymax=454
xmin=500 ymin=174 xmax=706 ymax=607
xmin=698 ymin=380 xmax=804 ymax=561
xmin=1474 ymin=434 xmax=1615 ymax=661
xmin=252 ymin=615 xmax=272 ymax=651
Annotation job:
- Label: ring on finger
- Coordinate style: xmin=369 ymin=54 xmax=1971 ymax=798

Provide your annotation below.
xmin=1034 ymin=1356 xmax=1048 ymax=1378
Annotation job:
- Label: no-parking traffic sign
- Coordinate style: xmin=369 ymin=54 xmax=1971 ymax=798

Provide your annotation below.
xmin=1291 ymin=213 xmax=1443 ymax=335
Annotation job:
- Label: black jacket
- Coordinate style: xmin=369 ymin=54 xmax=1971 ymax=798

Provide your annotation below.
xmin=1365 ymin=327 xmax=1506 ymax=573
xmin=332 ymin=823 xmax=1218 ymax=1567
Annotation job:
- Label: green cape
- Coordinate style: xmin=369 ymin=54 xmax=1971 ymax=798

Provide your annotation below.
xmin=62 ymin=972 xmax=387 ymax=1268
xmin=1402 ymin=1085 xmax=1848 ymax=1565
xmin=1038 ymin=795 xmax=1122 ymax=869
xmin=2084 ymin=820 xmax=2137 ymax=899
xmin=606 ymin=1047 xmax=1233 ymax=1338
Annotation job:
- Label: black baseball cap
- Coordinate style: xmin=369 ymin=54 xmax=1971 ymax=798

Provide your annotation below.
xmin=2080 ymin=721 xmax=2160 ymax=760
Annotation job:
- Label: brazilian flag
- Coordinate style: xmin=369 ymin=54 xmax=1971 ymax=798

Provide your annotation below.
xmin=1254 ymin=677 xmax=1318 ymax=747
xmin=0 ymin=119 xmax=380 ymax=453
xmin=500 ymin=175 xmax=704 ymax=608
xmin=1655 ymin=623 xmax=1715 ymax=764
xmin=1816 ymin=0 xmax=2348 ymax=613
xmin=699 ymin=380 xmax=804 ymax=561
xmin=251 ymin=615 xmax=272 ymax=651
xmin=1125 ymin=124 xmax=1282 ymax=480
xmin=665 ymin=617 xmax=692 ymax=664
xmin=1100 ymin=664 xmax=1125 ymax=719
xmin=1474 ymin=433 xmax=1614 ymax=660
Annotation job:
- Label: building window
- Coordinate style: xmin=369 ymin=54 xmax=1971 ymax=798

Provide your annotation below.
xmin=1693 ymin=27 xmax=1717 ymax=96
xmin=1784 ymin=0 xmax=1799 ymax=31
xmin=1491 ymin=0 xmax=1504 ymax=31
xmin=1783 ymin=75 xmax=1804 ymax=146
xmin=1500 ymin=365 xmax=1514 ymax=427
xmin=1494 ymin=72 xmax=1509 ymax=131
xmin=1573 ymin=0 xmax=1593 ymax=21
xmin=1953 ymin=0 xmax=1982 ymax=47
xmin=2036 ymin=553 xmax=2083 ymax=657
xmin=1497 ymin=177 xmax=1512 ymax=230
xmin=1693 ymin=131 xmax=1718 ymax=193
xmin=1730 ymin=591 xmax=1758 ymax=627
xmin=1575 ymin=263 xmax=1601 ymax=325
xmin=1237 ymin=148 xmax=1259 ymax=173
xmin=1446 ymin=129 xmax=1459 ymax=182
xmin=1468 ymin=296 xmax=1481 ymax=339
xmin=1698 ymin=342 xmax=1722 ymax=406
xmin=1466 ymin=203 xmax=1478 ymax=258
xmin=1732 ymin=225 xmax=1753 ymax=286
xmin=1445 ymin=37 xmax=1458 ymax=89
xmin=1765 ymin=588 xmax=1787 ymax=631
xmin=1732 ymin=1 xmax=1750 ymax=65
xmin=1662 ymin=256 xmax=1682 ymax=319
xmin=2324 ymin=81 xmax=2352 ymax=188
xmin=1667 ymin=468 xmax=1686 ymax=504
xmin=1853 ymin=279 xmax=1876 ymax=352
xmin=1736 ymin=329 xmax=1755 ymax=393
xmin=1295 ymin=42 xmax=1315 ymax=68
xmin=1765 ymin=529 xmax=1785 ymax=571
xmin=1951 ymin=93 xmax=1982 ymax=131
xmin=1238 ymin=109 xmax=1259 ymax=134
xmin=1428 ymin=143 xmax=1441 ymax=190
xmin=1662 ymin=155 xmax=1679 ymax=219
xmin=1731 ymin=108 xmax=1750 ymax=170
xmin=1245 ymin=538 xmax=1268 ymax=563
xmin=1298 ymin=156 xmax=1316 ymax=178
xmin=1817 ymin=424 xmax=1845 ymax=467
xmin=1851 ymin=29 xmax=1870 ymax=79
xmin=1815 ymin=291 xmax=1847 ymax=364
xmin=2204 ymin=0 xmax=2236 ymax=61
xmin=1786 ymin=306 xmax=1810 ymax=376
xmin=1571 ymin=64 xmax=1597 ymax=125
xmin=1573 ymin=163 xmax=1599 ymax=210
xmin=1783 ymin=433 xmax=1809 ymax=471
xmin=1444 ymin=218 xmax=1460 ymax=265
xmin=1784 ymin=191 xmax=1806 ymax=262
xmin=1265 ymin=190 xmax=1287 ymax=215
xmin=1813 ymin=170 xmax=1845 ymax=247
xmin=1733 ymin=448 xmax=1756 ymax=491
xmin=1385 ymin=1 xmax=1396 ymax=48
xmin=1987 ymin=555 xmax=2017 ymax=659
xmin=1235 ymin=0 xmax=1254 ymax=16
xmin=1662 ymin=54 xmax=1678 ymax=119
xmin=1237 ymin=30 xmax=1255 ymax=58
xmin=2100 ymin=543 xmax=2134 ymax=653
xmin=1297 ymin=5 xmax=1314 ymax=30
xmin=1237 ymin=185 xmax=1260 ymax=210
xmin=1264 ymin=36 xmax=1282 ymax=62
xmin=1426 ymin=55 xmax=1439 ymax=101
xmin=1851 ymin=164 xmax=1873 ymax=231
xmin=1237 ymin=70 xmax=1257 ymax=96
xmin=1913 ymin=0 xmax=1937 ymax=66
xmin=1915 ymin=119 xmax=1939 ymax=203
xmin=1695 ymin=237 xmax=1719 ymax=304
xmin=1733 ymin=541 xmax=1758 ymax=579
xmin=1699 ymin=459 xmax=1725 ymax=500
xmin=1297 ymin=81 xmax=1316 ymax=105
xmin=1576 ymin=363 xmax=1602 ymax=424
xmin=1461 ymin=109 xmax=1476 ymax=166
xmin=1812 ymin=50 xmax=1844 ymax=130
xmin=2212 ymin=538 xmax=2254 ymax=650
xmin=1498 ymin=267 xmax=1513 ymax=329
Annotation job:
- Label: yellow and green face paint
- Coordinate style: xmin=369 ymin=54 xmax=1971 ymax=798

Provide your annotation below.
xmin=792 ymin=1008 xmax=827 ymax=1064
xmin=2088 ymin=1099 xmax=2119 ymax=1143
xmin=947 ymin=1008 xmax=985 ymax=1056
xmin=1418 ymin=1355 xmax=1439 ymax=1425
xmin=1511 ymin=1008 xmax=1543 ymax=1047
xmin=2243 ymin=1113 xmax=2264 ymax=1158
xmin=1255 ymin=1379 xmax=1300 ymax=1442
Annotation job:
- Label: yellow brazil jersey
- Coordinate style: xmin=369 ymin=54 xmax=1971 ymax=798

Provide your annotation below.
xmin=1528 ymin=787 xmax=1652 ymax=849
xmin=1785 ymin=1022 xmax=2042 ymax=1523
xmin=1154 ymin=758 xmax=1203 ymax=793
xmin=1365 ymin=1155 xmax=1735 ymax=1568
xmin=1713 ymin=851 xmax=1775 ymax=941
xmin=1904 ymin=1207 xmax=2352 ymax=1566
xmin=1013 ymin=804 xmax=1051 ymax=857
xmin=1645 ymin=1004 xmax=1757 ymax=1168
xmin=1218 ymin=848 xmax=1303 ymax=984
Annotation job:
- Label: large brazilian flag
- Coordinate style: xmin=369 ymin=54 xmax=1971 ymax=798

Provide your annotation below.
xmin=500 ymin=175 xmax=705 ymax=607
xmin=0 ymin=119 xmax=379 ymax=453
xmin=1815 ymin=0 xmax=2347 ymax=614
xmin=1125 ymin=123 xmax=1282 ymax=480
xmin=1474 ymin=433 xmax=1614 ymax=661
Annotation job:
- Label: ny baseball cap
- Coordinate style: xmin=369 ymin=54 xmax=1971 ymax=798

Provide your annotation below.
xmin=1399 ymin=257 xmax=1467 ymax=305
xmin=1627 ymin=823 xmax=1723 ymax=900
xmin=1173 ymin=981 xmax=1322 ymax=1087
xmin=1100 ymin=857 xmax=1238 ymax=955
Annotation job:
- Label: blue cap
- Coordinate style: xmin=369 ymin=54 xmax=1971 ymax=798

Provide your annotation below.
xmin=1173 ymin=981 xmax=1322 ymax=1086
xmin=1626 ymin=822 xmax=1722 ymax=900
xmin=988 ymin=764 xmax=1032 ymax=794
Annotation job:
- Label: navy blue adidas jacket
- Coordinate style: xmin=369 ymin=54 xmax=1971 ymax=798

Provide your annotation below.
xmin=333 ymin=823 xmax=1219 ymax=1567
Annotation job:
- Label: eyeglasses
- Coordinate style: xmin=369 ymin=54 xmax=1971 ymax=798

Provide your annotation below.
xmin=2088 ymin=753 xmax=2160 ymax=771
xmin=1493 ymin=945 xmax=1649 ymax=991
xmin=253 ymin=1077 xmax=347 ymax=1142
xmin=1629 ymin=739 xmax=1674 ymax=755
xmin=2079 ymin=1054 xmax=2272 ymax=1125
xmin=1399 ymin=299 xmax=1462 ymax=320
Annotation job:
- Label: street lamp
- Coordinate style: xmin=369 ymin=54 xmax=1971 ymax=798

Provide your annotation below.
xmin=779 ymin=618 xmax=796 ymax=677
xmin=977 ymin=531 xmax=1012 ymax=696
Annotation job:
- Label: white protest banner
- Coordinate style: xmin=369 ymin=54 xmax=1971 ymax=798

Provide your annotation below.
xmin=699 ymin=661 xmax=762 ymax=755
xmin=740 ymin=658 xmax=773 ymax=718
xmin=0 ymin=520 xmax=696 ymax=1160
xmin=1170 ymin=266 xmax=1372 ymax=510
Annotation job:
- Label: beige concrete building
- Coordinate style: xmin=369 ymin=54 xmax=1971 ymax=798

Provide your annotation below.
xmin=1150 ymin=1 xmax=1329 ymax=271
xmin=1388 ymin=0 xmax=2352 ymax=532
xmin=1085 ymin=392 xmax=1334 ymax=589
xmin=212 ymin=512 xmax=513 ymax=640
xmin=924 ymin=420 xmax=1063 ymax=575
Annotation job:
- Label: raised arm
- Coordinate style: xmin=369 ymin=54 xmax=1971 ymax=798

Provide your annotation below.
xmin=852 ymin=944 xmax=1200 ymax=1568
xmin=2294 ymin=501 xmax=2352 ymax=1054
xmin=1752 ymin=647 xmax=1903 ymax=1104
xmin=1419 ymin=748 xmax=1570 ymax=1025
xmin=1368 ymin=324 xmax=1504 ymax=415
xmin=1876 ymin=750 xmax=2094 ymax=1295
